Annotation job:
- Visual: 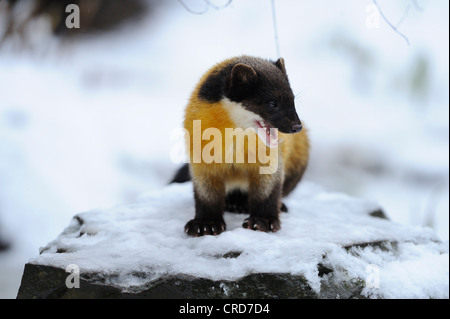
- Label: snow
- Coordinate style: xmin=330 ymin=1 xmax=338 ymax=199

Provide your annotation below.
xmin=32 ymin=181 xmax=448 ymax=299
xmin=0 ymin=0 xmax=449 ymax=298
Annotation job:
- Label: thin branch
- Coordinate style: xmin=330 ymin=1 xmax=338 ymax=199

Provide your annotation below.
xmin=373 ymin=0 xmax=410 ymax=46
xmin=412 ymin=0 xmax=424 ymax=12
xmin=396 ymin=0 xmax=424 ymax=29
xmin=178 ymin=0 xmax=232 ymax=15
xmin=177 ymin=0 xmax=209 ymax=15
xmin=395 ymin=4 xmax=411 ymax=29
xmin=205 ymin=0 xmax=232 ymax=10
xmin=270 ymin=0 xmax=280 ymax=58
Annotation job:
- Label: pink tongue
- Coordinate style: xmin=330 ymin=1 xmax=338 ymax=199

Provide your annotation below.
xmin=269 ymin=128 xmax=278 ymax=140
xmin=256 ymin=127 xmax=279 ymax=148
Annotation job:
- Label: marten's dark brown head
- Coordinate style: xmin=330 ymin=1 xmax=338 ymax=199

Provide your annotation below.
xmin=198 ymin=56 xmax=302 ymax=141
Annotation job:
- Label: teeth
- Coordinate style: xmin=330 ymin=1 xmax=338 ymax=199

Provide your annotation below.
xmin=258 ymin=121 xmax=271 ymax=136
xmin=255 ymin=120 xmax=283 ymax=148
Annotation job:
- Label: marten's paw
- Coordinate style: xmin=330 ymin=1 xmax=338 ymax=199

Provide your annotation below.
xmin=242 ymin=217 xmax=281 ymax=232
xmin=184 ymin=219 xmax=226 ymax=237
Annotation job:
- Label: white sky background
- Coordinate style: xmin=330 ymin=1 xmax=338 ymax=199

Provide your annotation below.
xmin=0 ymin=0 xmax=448 ymax=298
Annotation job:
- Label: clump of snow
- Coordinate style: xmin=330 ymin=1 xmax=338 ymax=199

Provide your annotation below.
xmin=32 ymin=181 xmax=449 ymax=299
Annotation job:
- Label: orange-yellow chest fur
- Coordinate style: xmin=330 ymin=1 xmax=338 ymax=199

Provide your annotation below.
xmin=185 ymin=97 xmax=285 ymax=169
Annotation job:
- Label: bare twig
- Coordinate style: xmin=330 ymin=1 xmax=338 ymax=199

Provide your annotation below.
xmin=271 ymin=0 xmax=280 ymax=58
xmin=205 ymin=0 xmax=232 ymax=10
xmin=412 ymin=0 xmax=424 ymax=12
xmin=177 ymin=0 xmax=208 ymax=15
xmin=373 ymin=0 xmax=410 ymax=46
xmin=178 ymin=0 xmax=232 ymax=15
xmin=395 ymin=4 xmax=411 ymax=29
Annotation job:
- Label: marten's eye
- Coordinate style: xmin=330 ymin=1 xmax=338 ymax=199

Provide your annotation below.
xmin=268 ymin=100 xmax=278 ymax=109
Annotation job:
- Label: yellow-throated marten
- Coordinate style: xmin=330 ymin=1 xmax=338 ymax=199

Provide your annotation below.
xmin=171 ymin=56 xmax=309 ymax=236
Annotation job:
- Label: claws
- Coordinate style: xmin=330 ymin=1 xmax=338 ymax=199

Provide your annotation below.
xmin=185 ymin=215 xmax=280 ymax=236
xmin=184 ymin=219 xmax=226 ymax=237
xmin=242 ymin=217 xmax=280 ymax=233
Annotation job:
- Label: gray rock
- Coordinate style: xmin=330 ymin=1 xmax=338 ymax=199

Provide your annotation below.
xmin=15 ymin=183 xmax=449 ymax=299
xmin=17 ymin=264 xmax=318 ymax=299
xmin=16 ymin=239 xmax=400 ymax=299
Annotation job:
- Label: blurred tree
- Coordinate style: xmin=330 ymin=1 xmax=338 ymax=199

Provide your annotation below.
xmin=0 ymin=238 xmax=10 ymax=252
xmin=0 ymin=217 xmax=10 ymax=251
xmin=409 ymin=54 xmax=430 ymax=103
xmin=0 ymin=0 xmax=161 ymax=47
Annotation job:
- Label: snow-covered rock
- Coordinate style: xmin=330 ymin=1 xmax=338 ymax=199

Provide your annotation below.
xmin=17 ymin=182 xmax=449 ymax=299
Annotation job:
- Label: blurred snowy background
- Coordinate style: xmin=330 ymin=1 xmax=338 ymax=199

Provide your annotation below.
xmin=0 ymin=0 xmax=448 ymax=298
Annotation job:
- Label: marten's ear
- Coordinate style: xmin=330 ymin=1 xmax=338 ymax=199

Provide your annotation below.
xmin=274 ymin=57 xmax=286 ymax=74
xmin=229 ymin=63 xmax=258 ymax=101
xmin=231 ymin=63 xmax=257 ymax=86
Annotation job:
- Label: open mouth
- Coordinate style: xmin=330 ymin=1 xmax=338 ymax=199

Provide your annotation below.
xmin=255 ymin=120 xmax=283 ymax=148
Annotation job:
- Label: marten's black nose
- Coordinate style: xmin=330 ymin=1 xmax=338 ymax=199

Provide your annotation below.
xmin=291 ymin=123 xmax=302 ymax=133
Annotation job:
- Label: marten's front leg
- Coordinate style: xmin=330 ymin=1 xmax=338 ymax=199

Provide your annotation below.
xmin=185 ymin=175 xmax=226 ymax=237
xmin=243 ymin=175 xmax=283 ymax=232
